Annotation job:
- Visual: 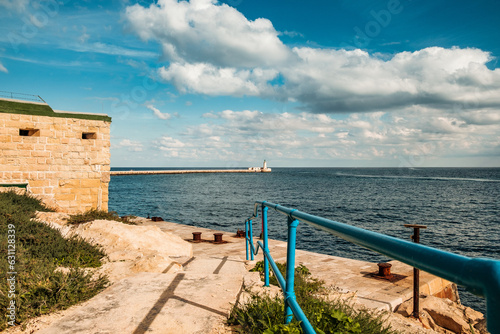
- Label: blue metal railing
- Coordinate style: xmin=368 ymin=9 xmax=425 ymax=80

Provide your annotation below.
xmin=244 ymin=201 xmax=500 ymax=334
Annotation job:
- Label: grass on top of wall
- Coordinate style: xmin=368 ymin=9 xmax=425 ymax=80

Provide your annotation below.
xmin=0 ymin=191 xmax=108 ymax=331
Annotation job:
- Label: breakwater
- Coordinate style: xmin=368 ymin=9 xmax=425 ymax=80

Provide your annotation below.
xmin=110 ymin=169 xmax=271 ymax=176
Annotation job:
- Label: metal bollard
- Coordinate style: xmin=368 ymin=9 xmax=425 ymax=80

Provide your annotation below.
xmin=377 ymin=262 xmax=393 ymax=279
xmin=213 ymin=233 xmax=223 ymax=243
xmin=192 ymin=232 xmax=202 ymax=242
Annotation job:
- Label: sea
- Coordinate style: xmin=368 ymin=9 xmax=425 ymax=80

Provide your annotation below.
xmin=109 ymin=167 xmax=500 ymax=314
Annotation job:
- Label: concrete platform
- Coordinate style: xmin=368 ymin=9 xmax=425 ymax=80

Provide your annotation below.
xmin=38 ymin=271 xmax=243 ymax=334
xmin=146 ymin=220 xmax=457 ymax=312
xmin=37 ymin=240 xmax=247 ymax=334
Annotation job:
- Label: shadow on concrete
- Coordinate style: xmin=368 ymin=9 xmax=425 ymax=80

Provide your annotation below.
xmin=213 ymin=256 xmax=228 ymax=274
xmin=132 ymin=272 xmax=226 ymax=334
xmin=161 ymin=257 xmax=196 ymax=274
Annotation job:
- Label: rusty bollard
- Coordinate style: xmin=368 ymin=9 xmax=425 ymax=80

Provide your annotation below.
xmin=236 ymin=230 xmax=245 ymax=238
xmin=377 ymin=262 xmax=393 ymax=279
xmin=404 ymin=224 xmax=427 ymax=319
xmin=213 ymin=233 xmax=223 ymax=243
xmin=192 ymin=232 xmax=202 ymax=242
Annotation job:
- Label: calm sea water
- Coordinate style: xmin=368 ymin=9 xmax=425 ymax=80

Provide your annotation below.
xmin=109 ymin=168 xmax=500 ymax=313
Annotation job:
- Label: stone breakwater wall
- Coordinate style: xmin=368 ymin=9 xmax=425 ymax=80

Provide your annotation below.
xmin=0 ymin=98 xmax=111 ymax=213
xmin=111 ymin=169 xmax=271 ymax=176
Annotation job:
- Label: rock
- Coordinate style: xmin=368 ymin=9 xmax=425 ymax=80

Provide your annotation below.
xmin=395 ymin=298 xmax=413 ymax=317
xmin=464 ymin=306 xmax=483 ymax=323
xmin=474 ymin=318 xmax=488 ymax=333
xmin=74 ymin=219 xmax=192 ymax=258
xmin=421 ymin=311 xmax=450 ymax=333
xmin=34 ymin=213 xmax=193 ymax=281
xmin=424 ymin=307 xmax=468 ymax=333
xmin=396 ymin=295 xmax=488 ymax=334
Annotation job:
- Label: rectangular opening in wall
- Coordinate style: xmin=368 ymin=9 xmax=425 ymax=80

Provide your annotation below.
xmin=82 ymin=132 xmax=97 ymax=139
xmin=19 ymin=129 xmax=40 ymax=137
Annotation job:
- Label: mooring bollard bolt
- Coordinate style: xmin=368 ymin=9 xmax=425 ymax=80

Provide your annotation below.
xmin=192 ymin=232 xmax=202 ymax=242
xmin=404 ymin=224 xmax=427 ymax=319
xmin=214 ymin=233 xmax=223 ymax=243
xmin=377 ymin=262 xmax=393 ymax=279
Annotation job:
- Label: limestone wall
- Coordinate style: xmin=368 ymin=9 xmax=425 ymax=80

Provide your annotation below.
xmin=0 ymin=99 xmax=111 ymax=213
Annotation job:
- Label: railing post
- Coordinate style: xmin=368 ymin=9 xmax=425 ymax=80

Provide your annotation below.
xmin=404 ymin=224 xmax=427 ymax=319
xmin=249 ymin=219 xmax=254 ymax=261
xmin=262 ymin=204 xmax=270 ymax=287
xmin=285 ymin=214 xmax=299 ymax=324
xmin=245 ymin=220 xmax=249 ymax=261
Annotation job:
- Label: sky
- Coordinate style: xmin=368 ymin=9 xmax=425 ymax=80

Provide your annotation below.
xmin=0 ymin=0 xmax=499 ymax=168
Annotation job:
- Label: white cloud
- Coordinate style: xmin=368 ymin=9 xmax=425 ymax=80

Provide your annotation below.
xmin=114 ymin=139 xmax=143 ymax=152
xmin=281 ymin=30 xmax=304 ymax=38
xmin=159 ymin=62 xmax=277 ymax=96
xmin=125 ymin=0 xmax=291 ymax=68
xmin=125 ymin=1 xmax=500 ymax=113
xmin=0 ymin=62 xmax=7 ymax=73
xmin=146 ymin=104 xmax=171 ymax=120
xmin=0 ymin=0 xmax=30 ymax=12
xmin=65 ymin=42 xmax=157 ymax=58
xmin=78 ymin=26 xmax=90 ymax=44
xmin=157 ymin=136 xmax=186 ymax=148
xmin=284 ymin=46 xmax=500 ymax=112
xmin=150 ymin=107 xmax=500 ymax=165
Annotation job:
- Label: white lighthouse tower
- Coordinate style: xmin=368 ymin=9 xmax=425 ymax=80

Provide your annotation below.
xmin=262 ymin=160 xmax=271 ymax=172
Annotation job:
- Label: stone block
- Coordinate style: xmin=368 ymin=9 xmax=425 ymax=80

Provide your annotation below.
xmin=81 ymin=178 xmax=101 ymax=188
xmin=3 ymin=119 xmax=23 ymax=128
xmin=55 ymin=193 xmax=76 ymax=201
xmin=44 ymin=187 xmax=55 ymax=195
xmin=10 ymin=135 xmax=22 ymax=143
xmin=31 ymin=151 xmax=51 ymax=158
xmin=77 ymin=194 xmax=94 ymax=203
xmin=59 ymin=179 xmax=80 ymax=187
xmin=17 ymin=143 xmax=36 ymax=150
xmin=0 ymin=134 xmax=12 ymax=142
xmin=29 ymin=180 xmax=50 ymax=188
xmin=1 ymin=164 xmax=20 ymax=172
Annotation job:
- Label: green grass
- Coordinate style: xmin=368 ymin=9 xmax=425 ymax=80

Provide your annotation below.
xmin=229 ymin=261 xmax=397 ymax=334
xmin=0 ymin=99 xmax=111 ymax=122
xmin=0 ymin=99 xmax=54 ymax=115
xmin=66 ymin=209 xmax=137 ymax=225
xmin=0 ymin=191 xmax=108 ymax=331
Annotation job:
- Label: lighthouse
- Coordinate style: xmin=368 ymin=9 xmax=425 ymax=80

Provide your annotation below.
xmin=262 ymin=160 xmax=271 ymax=172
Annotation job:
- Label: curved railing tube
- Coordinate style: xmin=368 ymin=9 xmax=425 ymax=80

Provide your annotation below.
xmin=244 ymin=201 xmax=500 ymax=334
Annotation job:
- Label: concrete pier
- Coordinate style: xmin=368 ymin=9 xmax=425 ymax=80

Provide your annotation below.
xmin=145 ymin=220 xmax=457 ymax=312
xmin=110 ymin=169 xmax=271 ymax=176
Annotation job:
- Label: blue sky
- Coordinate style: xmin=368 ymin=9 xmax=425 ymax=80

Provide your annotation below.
xmin=1 ymin=0 xmax=499 ymax=167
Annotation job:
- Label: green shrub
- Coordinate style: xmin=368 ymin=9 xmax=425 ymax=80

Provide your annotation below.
xmin=0 ymin=191 xmax=108 ymax=331
xmin=0 ymin=190 xmax=53 ymax=216
xmin=66 ymin=209 xmax=136 ymax=225
xmin=229 ymin=261 xmax=396 ymax=334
